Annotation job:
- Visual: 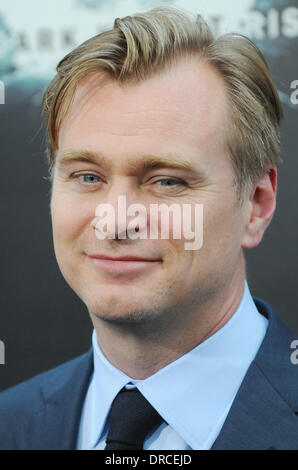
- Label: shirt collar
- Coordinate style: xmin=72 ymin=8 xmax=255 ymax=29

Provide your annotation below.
xmin=90 ymin=280 xmax=268 ymax=449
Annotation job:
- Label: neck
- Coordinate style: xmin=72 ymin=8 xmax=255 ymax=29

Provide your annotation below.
xmin=91 ymin=262 xmax=246 ymax=380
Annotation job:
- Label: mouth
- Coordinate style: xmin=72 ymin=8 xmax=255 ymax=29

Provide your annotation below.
xmin=87 ymin=254 xmax=162 ymax=274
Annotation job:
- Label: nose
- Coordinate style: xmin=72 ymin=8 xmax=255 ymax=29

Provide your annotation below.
xmin=92 ymin=178 xmax=148 ymax=240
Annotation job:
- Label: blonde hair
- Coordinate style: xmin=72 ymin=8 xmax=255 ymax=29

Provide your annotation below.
xmin=41 ymin=6 xmax=283 ymax=200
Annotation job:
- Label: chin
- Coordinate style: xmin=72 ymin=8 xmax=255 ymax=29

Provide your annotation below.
xmin=91 ymin=306 xmax=159 ymax=325
xmin=87 ymin=294 xmax=168 ymax=325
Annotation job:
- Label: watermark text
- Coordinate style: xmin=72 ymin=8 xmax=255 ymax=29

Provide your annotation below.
xmin=0 ymin=81 xmax=5 ymax=104
xmin=290 ymin=80 xmax=298 ymax=105
xmin=290 ymin=340 xmax=298 ymax=364
xmin=0 ymin=340 xmax=5 ymax=365
xmin=91 ymin=197 xmax=203 ymax=250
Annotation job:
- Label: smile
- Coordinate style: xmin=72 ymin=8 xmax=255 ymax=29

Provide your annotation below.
xmin=88 ymin=255 xmax=162 ymax=274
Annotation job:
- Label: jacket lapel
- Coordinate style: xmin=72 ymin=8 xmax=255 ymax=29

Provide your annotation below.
xmin=15 ymin=348 xmax=94 ymax=450
xmin=212 ymin=298 xmax=298 ymax=450
xmin=211 ymin=361 xmax=298 ymax=449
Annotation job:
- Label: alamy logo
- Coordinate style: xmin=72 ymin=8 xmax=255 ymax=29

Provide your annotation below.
xmin=290 ymin=340 xmax=298 ymax=365
xmin=0 ymin=81 xmax=5 ymax=104
xmin=0 ymin=340 xmax=4 ymax=365
xmin=290 ymin=80 xmax=298 ymax=105
xmin=91 ymin=196 xmax=203 ymax=250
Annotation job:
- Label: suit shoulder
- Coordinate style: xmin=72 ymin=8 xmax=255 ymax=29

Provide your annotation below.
xmin=0 ymin=350 xmax=91 ymax=423
xmin=253 ymin=297 xmax=298 ymax=408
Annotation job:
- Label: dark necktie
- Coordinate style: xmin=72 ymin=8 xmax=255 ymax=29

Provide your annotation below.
xmin=104 ymin=387 xmax=164 ymax=450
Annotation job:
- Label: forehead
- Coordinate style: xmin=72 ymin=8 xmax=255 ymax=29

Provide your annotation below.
xmin=57 ymin=56 xmax=228 ymax=167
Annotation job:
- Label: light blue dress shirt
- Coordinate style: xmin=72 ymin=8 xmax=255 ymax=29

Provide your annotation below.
xmin=77 ymin=281 xmax=268 ymax=450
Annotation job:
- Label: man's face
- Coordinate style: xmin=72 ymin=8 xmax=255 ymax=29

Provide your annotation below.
xmin=51 ymin=56 xmax=248 ymax=324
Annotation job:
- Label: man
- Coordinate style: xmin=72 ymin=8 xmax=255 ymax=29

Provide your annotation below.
xmin=0 ymin=6 xmax=297 ymax=450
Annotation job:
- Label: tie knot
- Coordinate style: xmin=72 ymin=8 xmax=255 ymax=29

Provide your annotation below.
xmin=104 ymin=387 xmax=164 ymax=450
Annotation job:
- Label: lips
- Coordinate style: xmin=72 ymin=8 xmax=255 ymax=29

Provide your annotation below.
xmin=87 ymin=253 xmax=162 ymax=274
xmin=89 ymin=254 xmax=161 ymax=262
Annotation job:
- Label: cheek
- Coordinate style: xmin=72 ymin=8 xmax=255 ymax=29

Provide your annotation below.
xmin=205 ymin=203 xmax=244 ymax=258
xmin=51 ymin=191 xmax=92 ymax=245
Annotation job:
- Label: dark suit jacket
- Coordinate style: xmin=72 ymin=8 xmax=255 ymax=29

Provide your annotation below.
xmin=0 ymin=297 xmax=298 ymax=450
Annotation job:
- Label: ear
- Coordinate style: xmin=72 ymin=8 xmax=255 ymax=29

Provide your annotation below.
xmin=241 ymin=168 xmax=277 ymax=249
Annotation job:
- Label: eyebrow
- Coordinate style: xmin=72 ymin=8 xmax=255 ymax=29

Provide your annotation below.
xmin=56 ymin=149 xmax=203 ymax=176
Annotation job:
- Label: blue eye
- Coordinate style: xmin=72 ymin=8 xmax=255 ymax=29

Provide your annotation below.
xmin=79 ymin=174 xmax=101 ymax=184
xmin=156 ymin=178 xmax=185 ymax=187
